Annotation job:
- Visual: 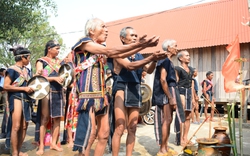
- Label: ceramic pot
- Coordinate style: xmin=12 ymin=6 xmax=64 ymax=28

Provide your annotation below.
xmin=212 ymin=126 xmax=231 ymax=156
xmin=196 ymin=138 xmax=221 ymax=156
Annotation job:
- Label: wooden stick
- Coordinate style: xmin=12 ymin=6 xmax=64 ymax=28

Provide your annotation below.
xmin=201 ymin=95 xmax=220 ymax=115
xmin=209 ymin=119 xmax=211 ymax=138
xmin=181 ymin=117 xmax=210 ymax=152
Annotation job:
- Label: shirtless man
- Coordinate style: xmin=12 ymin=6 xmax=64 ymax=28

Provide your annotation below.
xmin=110 ymin=26 xmax=166 ymax=156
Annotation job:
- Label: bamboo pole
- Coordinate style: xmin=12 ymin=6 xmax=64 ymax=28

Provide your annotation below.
xmin=227 ymin=103 xmax=237 ymax=155
xmin=238 ymin=60 xmax=244 ymax=156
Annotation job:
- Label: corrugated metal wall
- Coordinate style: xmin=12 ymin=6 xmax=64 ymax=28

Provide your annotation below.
xmin=144 ymin=43 xmax=250 ymax=103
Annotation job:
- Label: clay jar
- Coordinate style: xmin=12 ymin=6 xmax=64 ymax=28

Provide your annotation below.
xmin=196 ymin=138 xmax=221 ymax=156
xmin=212 ymin=127 xmax=231 ymax=156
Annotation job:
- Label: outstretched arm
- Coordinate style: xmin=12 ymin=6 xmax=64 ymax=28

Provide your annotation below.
xmin=116 ymin=51 xmax=167 ymax=71
xmin=80 ymin=35 xmax=160 ymax=58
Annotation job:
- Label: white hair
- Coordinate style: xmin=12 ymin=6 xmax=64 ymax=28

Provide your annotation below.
xmin=85 ymin=18 xmax=102 ymax=37
xmin=162 ymin=39 xmax=176 ymax=51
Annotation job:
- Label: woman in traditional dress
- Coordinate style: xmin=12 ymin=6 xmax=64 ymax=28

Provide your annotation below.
xmin=35 ymin=40 xmax=65 ymax=155
xmin=4 ymin=48 xmax=33 ymax=156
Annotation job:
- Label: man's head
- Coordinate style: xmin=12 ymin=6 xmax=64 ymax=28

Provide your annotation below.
xmin=85 ymin=18 xmax=108 ymax=44
xmin=120 ymin=27 xmax=137 ymax=45
xmin=193 ymin=68 xmax=198 ymax=77
xmin=13 ymin=47 xmax=31 ymax=65
xmin=177 ymin=50 xmax=190 ymax=64
xmin=9 ymin=45 xmax=24 ymax=54
xmin=206 ymin=71 xmax=213 ymax=80
xmin=0 ymin=68 xmax=6 ymax=76
xmin=162 ymin=39 xmax=178 ymax=55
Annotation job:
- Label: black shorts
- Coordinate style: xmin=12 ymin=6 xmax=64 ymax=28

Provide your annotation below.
xmin=116 ymin=82 xmax=141 ymax=108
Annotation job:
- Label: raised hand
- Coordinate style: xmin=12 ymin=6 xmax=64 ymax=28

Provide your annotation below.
xmin=138 ymin=35 xmax=160 ymax=47
xmin=147 ymin=36 xmax=160 ymax=47
xmin=151 ymin=51 xmax=168 ymax=61
xmin=138 ymin=34 xmax=148 ymax=43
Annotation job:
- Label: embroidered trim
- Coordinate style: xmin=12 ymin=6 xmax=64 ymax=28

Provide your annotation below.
xmin=79 ymin=91 xmax=103 ymax=99
xmin=39 ymin=57 xmax=62 ymax=76
xmin=8 ymin=66 xmax=30 ymax=87
xmin=75 ymin=54 xmax=97 ymax=73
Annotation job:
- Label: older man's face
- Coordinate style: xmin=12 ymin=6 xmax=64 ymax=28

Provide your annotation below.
xmin=122 ymin=29 xmax=138 ymax=44
xmin=181 ymin=51 xmax=190 ymax=63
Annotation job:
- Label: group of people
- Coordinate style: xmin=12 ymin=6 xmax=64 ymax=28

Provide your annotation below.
xmin=0 ymin=17 xmax=216 ymax=156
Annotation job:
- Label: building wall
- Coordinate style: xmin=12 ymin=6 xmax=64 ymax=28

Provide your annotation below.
xmin=144 ymin=43 xmax=250 ymax=103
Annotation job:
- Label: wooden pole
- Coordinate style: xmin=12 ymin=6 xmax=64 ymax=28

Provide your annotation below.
xmin=181 ymin=117 xmax=210 ymax=152
xmin=239 ymin=61 xmax=243 ymax=156
xmin=209 ymin=120 xmax=211 ymax=138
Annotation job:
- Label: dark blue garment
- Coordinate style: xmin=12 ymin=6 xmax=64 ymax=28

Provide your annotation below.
xmin=71 ymin=37 xmax=92 ymax=50
xmin=106 ymin=54 xmax=143 ymax=153
xmin=193 ymin=78 xmax=198 ymax=93
xmin=37 ymin=59 xmax=65 ymax=117
xmin=116 ymin=54 xmax=144 ymax=83
xmin=35 ymin=100 xmax=42 ymax=142
xmin=201 ymin=79 xmax=213 ymax=92
xmin=73 ymin=110 xmax=91 ymax=153
xmin=152 ymin=58 xmax=177 ymax=106
xmin=175 ymin=66 xmax=193 ymax=88
xmin=5 ymin=67 xmax=32 ymax=149
xmin=1 ymin=106 xmax=7 ymax=134
xmin=201 ymin=80 xmax=213 ymax=100
xmin=38 ymin=60 xmax=63 ymax=92
xmin=6 ymin=68 xmax=32 ymax=114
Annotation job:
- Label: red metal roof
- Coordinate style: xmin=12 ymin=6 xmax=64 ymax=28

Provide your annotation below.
xmin=106 ymin=0 xmax=250 ymax=53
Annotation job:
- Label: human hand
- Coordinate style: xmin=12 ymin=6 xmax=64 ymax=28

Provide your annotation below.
xmin=192 ymin=100 xmax=196 ymax=106
xmin=152 ymin=51 xmax=168 ymax=61
xmin=205 ymin=94 xmax=210 ymax=102
xmin=25 ymin=87 xmax=34 ymax=94
xmin=35 ymin=69 xmax=43 ymax=76
xmin=169 ymin=97 xmax=176 ymax=105
xmin=64 ymin=56 xmax=71 ymax=63
xmin=139 ymin=35 xmax=160 ymax=47
xmin=195 ymin=95 xmax=199 ymax=101
xmin=147 ymin=36 xmax=160 ymax=47
xmin=54 ymin=76 xmax=64 ymax=85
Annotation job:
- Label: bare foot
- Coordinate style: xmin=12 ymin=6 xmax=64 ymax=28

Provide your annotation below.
xmin=36 ymin=149 xmax=44 ymax=156
xmin=50 ymin=144 xmax=63 ymax=152
xmin=180 ymin=139 xmax=186 ymax=146
xmin=19 ymin=152 xmax=28 ymax=156
xmin=156 ymin=152 xmax=168 ymax=156
xmin=210 ymin=119 xmax=216 ymax=122
xmin=32 ymin=141 xmax=40 ymax=146
xmin=67 ymin=141 xmax=74 ymax=148
xmin=167 ymin=148 xmax=178 ymax=155
xmin=181 ymin=139 xmax=189 ymax=147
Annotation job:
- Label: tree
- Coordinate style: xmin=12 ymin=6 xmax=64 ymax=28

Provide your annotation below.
xmin=0 ymin=1 xmax=67 ymax=69
xmin=0 ymin=15 xmax=65 ymax=68
xmin=0 ymin=0 xmax=57 ymax=40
